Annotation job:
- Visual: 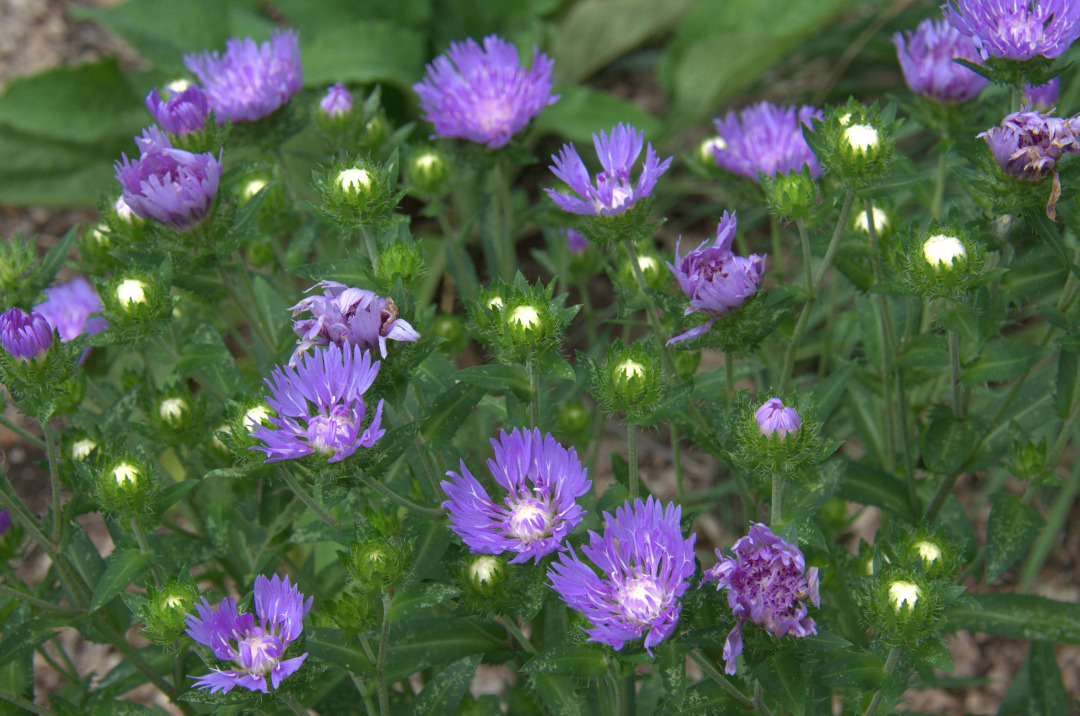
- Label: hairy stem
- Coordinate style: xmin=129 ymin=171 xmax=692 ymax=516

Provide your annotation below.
xmin=501 ymin=615 xmax=537 ymax=654
xmin=627 ymin=424 xmax=639 ymax=500
xmin=356 ymin=468 xmax=445 ymax=516
xmin=377 ymin=594 xmax=392 ymax=716
xmin=279 ymin=468 xmax=345 ymax=533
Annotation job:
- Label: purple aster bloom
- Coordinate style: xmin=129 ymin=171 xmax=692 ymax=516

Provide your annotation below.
xmin=546 ymin=124 xmax=673 ymax=216
xmin=114 ymin=126 xmax=221 ymax=232
xmin=441 ymin=427 xmax=591 ymax=565
xmin=1024 ymin=77 xmax=1060 ymax=109
xmin=565 ymin=228 xmax=588 ymax=255
xmin=184 ymin=30 xmax=302 ymax=123
xmin=249 ymin=343 xmax=385 ymax=463
xmin=145 ymin=86 xmax=211 ymax=136
xmin=289 ymin=281 xmax=420 ymax=366
xmin=413 ymin=35 xmax=558 ymax=149
xmin=0 ymin=509 xmax=10 ymax=536
xmin=0 ymin=308 xmax=54 ymax=361
xmin=893 ymin=18 xmax=989 ymax=104
xmin=756 ymin=398 xmax=802 ymax=437
xmin=319 ymin=83 xmax=354 ymax=117
xmin=942 ymin=0 xmax=1080 ymax=60
xmin=548 ymin=497 xmax=695 ymax=654
xmin=666 ymin=212 xmax=766 ymax=345
xmin=711 ymin=102 xmax=823 ymax=182
xmin=33 ymin=278 xmax=107 ymax=343
xmin=185 ymin=574 xmax=312 ymax=694
xmin=702 ymin=523 xmax=820 ymax=675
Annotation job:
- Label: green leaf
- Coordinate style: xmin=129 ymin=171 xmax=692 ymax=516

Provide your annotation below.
xmin=811 ymin=361 xmax=854 ymax=423
xmin=0 ymin=611 xmax=69 ymax=666
xmin=895 ymin=334 xmax=949 ymax=369
xmin=963 ymin=342 xmax=1050 ymax=384
xmin=456 ymin=363 xmax=533 ymax=400
xmin=305 ymin=627 xmax=374 ymax=675
xmin=534 ymin=352 xmax=576 ymax=382
xmin=90 ymin=549 xmax=152 ymax=612
xmin=527 ymin=674 xmax=589 ymax=716
xmin=250 ymin=275 xmax=291 ymax=352
xmin=407 ymin=654 xmax=482 ymax=716
xmin=938 ymin=303 xmax=981 ymax=344
xmin=421 ymin=382 xmax=486 ymax=443
xmin=387 ymin=583 xmax=462 ymax=621
xmin=405 ymin=519 xmax=451 ymax=587
xmin=302 ymin=22 xmax=424 ymax=90
xmin=384 ymin=618 xmax=504 ymax=682
xmin=997 ymin=642 xmax=1069 ymax=716
xmin=753 ymin=652 xmax=807 ymax=716
xmin=837 ymin=459 xmax=913 ymax=518
xmin=657 ymin=640 xmax=686 ymax=709
xmin=520 ymin=644 xmax=608 ymax=679
xmin=1057 ymin=345 xmax=1078 ymax=419
xmin=913 ymin=635 xmax=955 ymax=674
xmin=813 ymin=652 xmax=888 ymax=690
xmin=271 ymin=0 xmax=430 ymax=34
xmin=985 ymin=493 xmax=1045 ymax=582
xmin=656 ymin=680 xmax=743 ymax=715
xmin=922 ymin=406 xmax=980 ymax=475
xmin=945 ymin=593 xmax=1080 ymax=643
xmin=289 ymin=258 xmax=376 ymax=288
xmin=1002 ymin=248 xmax=1066 ymax=301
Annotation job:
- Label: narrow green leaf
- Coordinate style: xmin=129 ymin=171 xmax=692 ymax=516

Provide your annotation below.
xmin=963 ymin=342 xmax=1050 ymax=384
xmin=520 ymin=644 xmax=608 ymax=678
xmin=405 ymin=519 xmax=451 ymax=587
xmin=527 ymin=674 xmax=589 ymax=716
xmin=812 ymin=361 xmax=854 ymax=423
xmin=421 ymin=383 xmax=486 ymax=443
xmin=90 ymin=549 xmax=152 ymax=612
xmin=837 ymin=459 xmax=913 ymax=517
xmin=658 ymin=640 xmax=686 ymax=710
xmin=384 ymin=618 xmax=503 ymax=682
xmin=945 ymin=593 xmax=1080 ymax=643
xmin=1057 ymin=345 xmax=1078 ymax=420
xmin=456 ymin=363 xmax=533 ymax=400
xmin=922 ymin=406 xmax=980 ymax=475
xmin=913 ymin=635 xmax=954 ymax=674
xmin=407 ymin=654 xmax=482 ymax=716
xmin=305 ymin=627 xmax=374 ymax=675
xmin=534 ymin=352 xmax=576 ymax=381
xmin=753 ymin=652 xmax=807 ymax=716
xmin=997 ymin=641 xmax=1069 ymax=716
xmin=938 ymin=303 xmax=981 ymax=344
xmin=895 ymin=334 xmax=949 ymax=369
xmin=814 ymin=652 xmax=888 ymax=690
xmin=985 ymin=493 xmax=1045 ymax=582
xmin=289 ymin=258 xmax=375 ymax=287
xmin=387 ymin=583 xmax=461 ymax=621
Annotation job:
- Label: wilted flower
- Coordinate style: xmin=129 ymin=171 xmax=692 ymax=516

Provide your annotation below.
xmin=441 ymin=428 xmax=591 ymax=564
xmin=548 ymin=496 xmax=696 ymax=654
xmin=289 ymin=281 xmax=419 ymax=365
xmin=1024 ymin=77 xmax=1060 ymax=109
xmin=145 ymin=86 xmax=211 ymax=136
xmin=703 ymin=523 xmax=820 ymax=674
xmin=667 ymin=212 xmax=766 ymax=344
xmin=319 ymin=83 xmax=353 ymax=118
xmin=413 ymin=35 xmax=557 ymax=148
xmin=32 ymin=278 xmax=107 ymax=343
xmin=0 ymin=308 xmax=53 ymax=361
xmin=184 ymin=30 xmax=302 ymax=123
xmin=249 ymin=343 xmax=385 ymax=463
xmin=893 ymin=18 xmax=989 ymax=104
xmin=185 ymin=574 xmax=312 ymax=694
xmin=980 ymin=108 xmax=1079 ymax=216
xmin=546 ymin=123 xmax=673 ymax=215
xmin=942 ymin=0 xmax=1080 ymax=60
xmin=114 ymin=127 xmax=221 ymax=232
xmin=710 ymin=102 xmax=823 ymax=181
xmin=756 ymin=398 xmax=802 ymax=437
xmin=923 ymin=234 xmax=967 ymax=268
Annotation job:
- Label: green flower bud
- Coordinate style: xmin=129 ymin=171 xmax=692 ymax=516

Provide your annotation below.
xmin=0 ymin=233 xmax=36 ymax=298
xmin=406 ymin=147 xmax=453 ymax=198
xmin=615 ymin=242 xmax=666 ymax=292
xmin=555 ymin=401 xmax=591 ymax=436
xmin=140 ymin=576 xmax=200 ymax=644
xmin=246 ymin=239 xmax=276 ymax=267
xmin=92 ymin=454 xmax=156 ymax=517
xmin=312 ymin=155 xmax=404 ymax=234
xmin=1006 ymin=438 xmax=1056 ymax=485
xmin=585 ymin=340 xmax=665 ymax=423
xmin=728 ymin=392 xmax=833 ymax=482
xmin=696 ymin=136 xmax=726 ymax=168
xmin=376 ymin=240 xmax=426 ymax=289
xmin=895 ymin=223 xmax=987 ymax=299
xmin=923 ymin=234 xmax=966 ymax=269
xmin=887 ymin=579 xmax=921 ymax=613
xmin=817 ymin=100 xmax=898 ymax=188
xmin=471 ymin=276 xmax=578 ymax=366
xmin=852 ymin=203 xmax=892 ymax=237
xmin=362 ymin=114 xmax=389 ymax=150
xmin=433 ymin=312 xmax=468 ymax=353
xmin=466 ymin=554 xmax=506 ymax=591
xmin=157 ymin=396 xmax=189 ymax=427
xmin=762 ymin=167 xmax=819 ymax=221
xmin=71 ymin=437 xmax=99 ymax=462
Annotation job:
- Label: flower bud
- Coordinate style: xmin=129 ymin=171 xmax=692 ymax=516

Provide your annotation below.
xmin=114 ymin=196 xmax=137 ymax=224
xmin=406 ymin=147 xmax=452 ymax=198
xmin=376 ymin=240 xmax=426 ymax=289
xmin=157 ymin=395 xmax=190 ymax=427
xmin=319 ymin=83 xmax=354 ymax=118
xmin=92 ymin=454 xmax=156 ymax=517
xmin=821 ymin=100 xmax=896 ymax=187
xmin=697 ymin=136 xmax=726 ymax=167
xmin=164 ymin=78 xmax=193 ymax=97
xmin=763 ymin=167 xmax=819 ymax=220
xmin=755 ymin=398 xmax=802 ymax=438
xmin=887 ymin=579 xmax=921 ymax=613
xmin=0 ymin=308 xmax=54 ymax=362
xmin=912 ymin=540 xmax=942 ymax=566
xmin=243 ymin=403 xmax=273 ymax=432
xmin=730 ymin=394 xmax=830 ymax=480
xmin=140 ymin=575 xmax=200 ymax=644
xmin=466 ymin=554 xmax=505 ymax=590
xmin=586 ymin=340 xmax=665 ymax=423
xmin=314 ymin=156 xmax=402 ymax=233
xmin=71 ymin=437 xmax=99 ymax=462
xmin=507 ymin=303 xmax=543 ymax=340
xmin=923 ymin=234 xmax=966 ymax=269
xmin=555 ymin=401 xmax=591 ymax=436
xmin=842 ymin=124 xmax=879 ymax=155
xmin=116 ymin=279 xmax=149 ymax=309
xmin=337 ymin=167 xmax=373 ymax=195
xmin=433 ymin=312 xmax=468 ymax=353
xmin=852 ymin=204 xmax=890 ymax=236
xmin=240 ymin=177 xmax=269 ymax=203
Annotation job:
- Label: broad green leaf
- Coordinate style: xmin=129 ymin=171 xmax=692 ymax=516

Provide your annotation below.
xmin=384 ymin=618 xmax=504 ymax=682
xmin=421 ymin=382 xmax=486 ymax=443
xmin=811 ymin=361 xmax=854 ymax=423
xmin=388 ymin=583 xmax=462 ymax=621
xmin=963 ymin=342 xmax=1050 ymax=384
xmin=922 ymin=406 xmax=980 ymax=475
xmin=405 ymin=519 xmax=451 ymax=586
xmin=945 ymin=593 xmax=1080 ymax=643
xmin=938 ymin=303 xmax=981 ymax=344
xmin=90 ymin=549 xmax=152 ymax=612
xmin=913 ymin=635 xmax=955 ymax=674
xmin=1002 ymin=248 xmax=1066 ymax=300
xmin=527 ymin=674 xmax=589 ymax=716
xmin=456 ymin=363 xmax=533 ymax=400
xmin=837 ymin=459 xmax=913 ymax=518
xmin=533 ymin=85 xmax=663 ymax=143
xmin=997 ymin=642 xmax=1069 ymax=716
xmin=656 ymin=679 xmax=743 ymax=715
xmin=985 ymin=494 xmax=1045 ymax=582
xmin=407 ymin=654 xmax=482 ymax=716
xmin=302 ymin=22 xmax=424 ymax=90
xmin=1057 ymin=344 xmax=1078 ymax=419
xmin=814 ymin=652 xmax=888 ymax=690
xmin=895 ymin=334 xmax=949 ymax=369
xmin=753 ymin=652 xmax=807 ymax=716
xmin=305 ymin=627 xmax=374 ymax=675
xmin=535 ymin=352 xmax=576 ymax=382
xmin=0 ymin=610 xmax=69 ymax=666
xmin=657 ymin=640 xmax=686 ymax=709
xmin=520 ymin=644 xmax=608 ymax=679
xmin=272 ymin=0 xmax=430 ymax=33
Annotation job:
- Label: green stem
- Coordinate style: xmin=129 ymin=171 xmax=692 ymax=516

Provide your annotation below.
xmin=279 ymin=468 xmax=345 ymax=533
xmin=491 ymin=162 xmax=515 ymax=282
xmin=770 ymin=215 xmax=783 ymax=277
xmin=151 ymin=333 xmax=181 ymax=363
xmin=361 ymin=227 xmax=379 ymax=268
xmin=0 ymin=582 xmax=79 ymax=616
xmin=0 ymin=689 xmax=55 ymax=716
xmin=724 ymin=352 xmax=735 ymax=398
xmin=278 ymin=691 xmax=308 ymax=716
xmin=130 ymin=519 xmax=164 ymax=587
xmin=924 ymin=471 xmax=961 ymax=523
xmin=671 ymin=423 xmax=684 ymax=503
xmin=627 ymin=424 xmax=639 ymax=500
xmin=41 ymin=420 xmax=63 ymax=547
xmin=0 ymin=414 xmax=44 ymax=449
xmin=624 ymin=241 xmax=676 ymax=374
xmin=0 ymin=471 xmax=55 ymax=557
xmin=1021 ymin=448 xmax=1080 ymax=591
xmin=37 ymin=644 xmax=79 ymax=684
xmin=948 ymin=321 xmax=964 ymax=421
xmin=796 ymin=217 xmax=813 ymax=292
xmin=605 ymin=658 xmax=627 ymax=716
xmin=753 ymin=681 xmax=775 ymax=716
xmin=355 ymin=469 xmax=445 ymax=516
xmin=376 ymin=594 xmax=392 ymax=716
xmin=501 ymin=615 xmax=537 ymax=654
xmin=862 ymin=647 xmax=901 ymax=716
xmin=770 ymin=474 xmax=784 ymax=526
xmin=688 ymin=649 xmax=756 ymax=711
xmin=528 ymin=362 xmax=541 ymax=430
xmin=932 ymin=148 xmax=947 ymax=220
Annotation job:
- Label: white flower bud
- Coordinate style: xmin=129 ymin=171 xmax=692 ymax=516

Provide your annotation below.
xmin=71 ymin=438 xmax=98 ymax=461
xmin=112 ymin=462 xmax=140 ymax=486
xmin=486 ymin=296 xmax=504 ymax=309
xmin=164 ymin=79 xmax=193 ymax=97
xmin=158 ymin=397 xmax=188 ymax=425
xmin=914 ymin=540 xmax=942 ymax=564
xmin=616 ymin=359 xmax=646 ymax=380
xmin=243 ymin=404 xmax=272 ymax=432
xmin=241 ymin=178 xmax=268 ymax=202
xmin=843 ymin=124 xmax=879 ymax=154
xmin=697 ymin=136 xmax=726 ymax=165
xmin=887 ymin=580 xmax=921 ymax=611
xmin=116 ymin=279 xmax=148 ymax=308
xmin=637 ymin=255 xmax=658 ymax=274
xmin=923 ymin=234 xmax=966 ymax=269
xmin=468 ymin=555 xmax=502 ymax=587
xmin=114 ymin=196 xmax=135 ymax=223
xmin=337 ymin=168 xmax=372 ymax=194
xmin=853 ymin=206 xmax=889 ymax=235
xmin=508 ymin=305 xmax=542 ymax=331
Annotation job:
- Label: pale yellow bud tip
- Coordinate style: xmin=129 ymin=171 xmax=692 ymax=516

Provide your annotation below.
xmin=116 ymin=279 xmax=148 ymax=307
xmin=112 ymin=462 xmax=140 ymax=486
xmin=914 ymin=540 xmax=942 ymax=564
xmin=469 ymin=555 xmax=501 ymax=586
xmin=923 ymin=234 xmax=966 ymax=268
xmin=71 ymin=438 xmax=97 ymax=461
xmin=853 ymin=206 xmax=889 ymax=235
xmin=888 ymin=580 xmax=921 ymax=611
xmin=337 ymin=168 xmax=372 ymax=193
xmin=508 ymin=305 xmax=542 ymax=331
xmin=158 ymin=397 xmax=188 ymax=424
xmin=843 ymin=124 xmax=879 ymax=154
xmin=616 ymin=359 xmax=646 ymax=380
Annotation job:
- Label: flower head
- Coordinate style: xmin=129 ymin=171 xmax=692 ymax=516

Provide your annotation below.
xmin=548 ymin=497 xmax=696 ymax=654
xmin=441 ymin=428 xmax=591 ymax=565
xmin=0 ymin=308 xmax=54 ymax=361
xmin=893 ymin=18 xmax=989 ymax=104
xmin=979 ymin=108 xmax=1078 ymax=180
xmin=413 ymin=35 xmax=557 ymax=148
xmin=288 ymin=281 xmax=419 ymax=365
xmin=184 ymin=30 xmax=302 ymax=123
xmin=319 ymin=83 xmax=353 ymax=118
xmin=249 ymin=343 xmax=386 ymax=463
xmin=755 ymin=398 xmax=802 ymax=437
xmin=185 ymin=574 xmax=312 ymax=694
xmin=546 ymin=123 xmax=673 ymax=216
xmin=710 ymin=102 xmax=823 ymax=181
xmin=114 ymin=127 xmax=221 ymax=232
xmin=942 ymin=0 xmax=1080 ymax=60
xmin=702 ymin=523 xmax=819 ymax=674
xmin=32 ymin=278 xmax=107 ymax=343
xmin=145 ymin=86 xmax=211 ymax=135
xmin=667 ymin=212 xmax=766 ymax=344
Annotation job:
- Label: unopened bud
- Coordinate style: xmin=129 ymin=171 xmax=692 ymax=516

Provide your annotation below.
xmin=508 ymin=304 xmax=542 ymax=332
xmin=913 ymin=540 xmax=942 ymax=565
xmin=337 ymin=168 xmax=372 ymax=194
xmin=116 ymin=279 xmax=148 ymax=308
xmin=697 ymin=136 xmax=726 ymax=166
xmin=843 ymin=124 xmax=879 ymax=154
xmin=158 ymin=397 xmax=189 ymax=426
xmin=923 ymin=234 xmax=966 ymax=269
xmin=112 ymin=462 xmax=140 ymax=487
xmin=71 ymin=438 xmax=98 ymax=461
xmin=467 ymin=554 xmax=504 ymax=589
xmin=888 ymin=580 xmax=921 ymax=612
xmin=853 ymin=205 xmax=889 ymax=235
xmin=755 ymin=398 xmax=802 ymax=438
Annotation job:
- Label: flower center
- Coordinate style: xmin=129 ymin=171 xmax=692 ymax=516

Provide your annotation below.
xmin=618 ymin=575 xmax=664 ymax=624
xmin=238 ymin=627 xmax=283 ymax=675
xmin=506 ymin=499 xmax=553 ymax=542
xmin=479 ymin=97 xmax=513 ymax=133
xmin=306 ymin=406 xmax=354 ymax=455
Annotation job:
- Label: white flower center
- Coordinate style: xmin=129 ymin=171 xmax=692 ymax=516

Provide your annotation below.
xmin=337 ymin=168 xmax=372 ymax=193
xmin=506 ymin=500 xmax=552 ymax=542
xmin=616 ymin=359 xmax=645 ymax=380
xmin=843 ymin=124 xmax=879 ymax=154
xmin=508 ymin=305 xmax=542 ymax=331
xmin=116 ymin=279 xmax=148 ymax=307
xmin=888 ymin=580 xmax=920 ymax=611
xmin=619 ymin=575 xmax=664 ymax=624
xmin=923 ymin=234 xmax=966 ymax=268
xmin=165 ymin=78 xmax=193 ymax=96
xmin=71 ymin=438 xmax=97 ymax=461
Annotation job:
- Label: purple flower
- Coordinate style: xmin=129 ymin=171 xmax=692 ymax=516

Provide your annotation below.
xmin=289 ymin=281 xmax=420 ymax=366
xmin=942 ymin=0 xmax=1080 ymax=60
xmin=1024 ymin=77 xmax=1060 ymax=109
xmin=755 ymin=398 xmax=802 ymax=437
xmin=184 ymin=30 xmax=302 ymax=123
xmin=249 ymin=343 xmax=385 ymax=463
xmin=565 ymin=228 xmax=588 ymax=255
xmin=666 ymin=212 xmax=766 ymax=345
xmin=546 ymin=124 xmax=673 ymax=216
xmin=33 ymin=278 xmax=107 ymax=343
xmin=319 ymin=83 xmax=354 ymax=117
xmin=893 ymin=18 xmax=989 ymax=104
xmin=185 ymin=574 xmax=312 ymax=694
xmin=980 ymin=108 xmax=1078 ymax=179
xmin=145 ymin=86 xmax=211 ymax=136
xmin=413 ymin=35 xmax=558 ymax=148
xmin=710 ymin=102 xmax=823 ymax=182
xmin=548 ymin=497 xmax=696 ymax=654
xmin=114 ymin=127 xmax=221 ymax=232
xmin=0 ymin=308 xmax=54 ymax=361
xmin=441 ymin=428 xmax=590 ymax=564
xmin=702 ymin=523 xmax=820 ymax=675
xmin=0 ymin=509 xmax=10 ymax=536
